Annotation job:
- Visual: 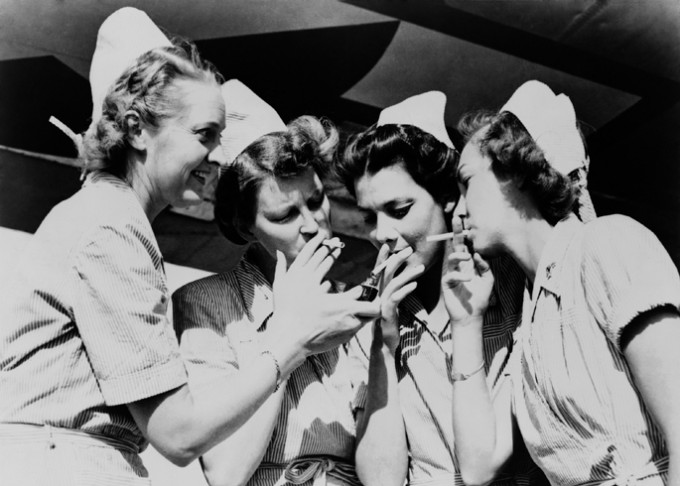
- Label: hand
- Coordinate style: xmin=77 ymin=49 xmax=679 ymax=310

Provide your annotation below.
xmin=373 ymin=244 xmax=424 ymax=353
xmin=267 ymin=233 xmax=380 ymax=359
xmin=441 ymin=222 xmax=494 ymax=325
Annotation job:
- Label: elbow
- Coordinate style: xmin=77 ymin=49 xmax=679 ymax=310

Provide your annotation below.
xmin=459 ymin=465 xmax=497 ymax=486
xmin=150 ymin=428 xmax=205 ymax=467
xmin=156 ymin=446 xmax=200 ymax=467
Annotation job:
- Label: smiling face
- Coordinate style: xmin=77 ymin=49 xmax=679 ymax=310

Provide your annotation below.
xmin=142 ymin=79 xmax=226 ymax=209
xmin=354 ymin=163 xmax=449 ymax=274
xmin=249 ymin=167 xmax=331 ymax=263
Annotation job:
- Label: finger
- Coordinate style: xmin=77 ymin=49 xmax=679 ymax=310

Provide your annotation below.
xmin=319 ymin=280 xmax=333 ymax=293
xmin=442 ymin=270 xmax=473 ymax=286
xmin=381 ymin=263 xmax=424 ymax=298
xmin=272 ymin=250 xmax=288 ymax=293
xmin=313 ymin=247 xmax=343 ymax=282
xmin=447 ymin=252 xmax=472 ymax=265
xmin=348 ymin=300 xmax=382 ymax=318
xmin=344 ymin=285 xmax=364 ymax=300
xmin=387 ymin=281 xmax=418 ymax=306
xmin=374 ymin=243 xmax=391 ymax=270
xmin=383 ymin=246 xmax=414 ymax=283
xmin=473 ymin=253 xmax=491 ymax=274
xmin=290 ymin=233 xmax=326 ymax=269
xmin=306 ymin=242 xmax=332 ymax=270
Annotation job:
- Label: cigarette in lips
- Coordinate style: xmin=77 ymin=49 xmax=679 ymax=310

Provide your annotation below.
xmin=321 ymin=237 xmax=345 ymax=250
xmin=426 ymin=232 xmax=455 ymax=242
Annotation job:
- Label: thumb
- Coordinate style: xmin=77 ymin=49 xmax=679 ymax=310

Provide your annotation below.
xmin=273 ymin=250 xmax=287 ymax=291
xmin=473 ymin=253 xmax=491 ymax=275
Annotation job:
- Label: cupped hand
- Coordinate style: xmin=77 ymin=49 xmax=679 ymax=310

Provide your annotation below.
xmin=372 ymin=244 xmax=424 ymax=353
xmin=441 ymin=236 xmax=494 ymax=325
xmin=267 ymin=233 xmax=380 ymax=359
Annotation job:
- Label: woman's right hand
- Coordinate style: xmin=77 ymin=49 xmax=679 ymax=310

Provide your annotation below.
xmin=374 ymin=244 xmax=424 ymax=353
xmin=441 ymin=219 xmax=494 ymax=325
xmin=266 ymin=233 xmax=380 ymax=361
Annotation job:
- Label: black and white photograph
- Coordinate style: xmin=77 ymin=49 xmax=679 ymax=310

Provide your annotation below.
xmin=1 ymin=1 xmax=679 ymax=485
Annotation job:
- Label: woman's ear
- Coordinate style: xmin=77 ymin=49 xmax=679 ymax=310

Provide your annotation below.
xmin=124 ymin=110 xmax=146 ymax=151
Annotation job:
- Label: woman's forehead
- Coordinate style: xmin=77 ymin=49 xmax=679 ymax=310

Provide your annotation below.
xmin=174 ymin=80 xmax=225 ymax=124
xmin=257 ymin=169 xmax=321 ymax=203
xmin=355 ymin=164 xmax=422 ymax=205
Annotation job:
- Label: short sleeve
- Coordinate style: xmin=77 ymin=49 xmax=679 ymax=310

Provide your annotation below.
xmin=581 ymin=215 xmax=680 ymax=351
xmin=72 ymin=223 xmax=186 ymax=406
xmin=345 ymin=324 xmax=372 ymax=413
xmin=172 ymin=275 xmax=242 ymax=393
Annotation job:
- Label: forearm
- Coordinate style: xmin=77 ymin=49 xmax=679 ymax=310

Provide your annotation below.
xmin=355 ymin=336 xmax=408 ymax=486
xmin=451 ymin=318 xmax=510 ymax=486
xmin=130 ymin=346 xmax=300 ymax=466
xmin=201 ymin=382 xmax=287 ymax=486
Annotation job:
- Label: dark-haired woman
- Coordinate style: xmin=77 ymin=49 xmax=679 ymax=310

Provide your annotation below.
xmin=334 ymin=91 xmax=545 ymax=486
xmin=448 ymin=80 xmax=680 ymax=486
xmin=172 ymin=80 xmax=379 ymax=486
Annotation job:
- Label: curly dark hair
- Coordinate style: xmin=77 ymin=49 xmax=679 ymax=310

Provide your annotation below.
xmin=215 ymin=115 xmax=339 ymax=244
xmin=82 ymin=40 xmax=223 ymax=178
xmin=457 ymin=110 xmax=580 ymax=225
xmin=335 ymin=124 xmax=459 ymax=208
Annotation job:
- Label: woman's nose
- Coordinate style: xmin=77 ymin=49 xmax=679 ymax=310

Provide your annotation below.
xmin=208 ymin=144 xmax=227 ymax=167
xmin=452 ymin=195 xmax=468 ymax=219
xmin=300 ymin=208 xmax=320 ymax=236
xmin=374 ymin=214 xmax=398 ymax=246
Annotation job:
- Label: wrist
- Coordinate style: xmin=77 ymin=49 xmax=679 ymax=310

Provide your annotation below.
xmin=450 ymin=360 xmax=485 ymax=382
xmin=260 ymin=322 xmax=307 ymax=377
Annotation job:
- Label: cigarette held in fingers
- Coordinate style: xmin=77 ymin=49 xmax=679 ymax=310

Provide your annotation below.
xmin=321 ymin=237 xmax=345 ymax=250
xmin=426 ymin=232 xmax=455 ymax=242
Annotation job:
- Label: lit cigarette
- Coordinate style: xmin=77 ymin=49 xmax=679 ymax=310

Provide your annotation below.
xmin=426 ymin=232 xmax=455 ymax=242
xmin=321 ymin=237 xmax=345 ymax=250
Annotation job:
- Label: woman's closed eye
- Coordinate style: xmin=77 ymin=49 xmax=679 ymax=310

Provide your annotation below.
xmin=270 ymin=209 xmax=296 ymax=223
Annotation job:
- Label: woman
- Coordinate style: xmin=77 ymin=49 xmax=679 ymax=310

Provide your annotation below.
xmin=172 ymin=79 xmax=377 ymax=486
xmin=447 ymin=80 xmax=680 ymax=486
xmin=334 ymin=91 xmax=545 ymax=486
xmin=0 ymin=8 xmax=378 ymax=485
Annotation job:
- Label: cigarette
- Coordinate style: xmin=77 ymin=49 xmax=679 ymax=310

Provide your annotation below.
xmin=321 ymin=237 xmax=345 ymax=250
xmin=426 ymin=232 xmax=455 ymax=242
xmin=371 ymin=258 xmax=390 ymax=275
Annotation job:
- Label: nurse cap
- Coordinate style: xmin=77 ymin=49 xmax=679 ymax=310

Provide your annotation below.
xmin=220 ymin=79 xmax=287 ymax=166
xmin=501 ymin=80 xmax=586 ymax=175
xmin=377 ymin=91 xmax=455 ymax=149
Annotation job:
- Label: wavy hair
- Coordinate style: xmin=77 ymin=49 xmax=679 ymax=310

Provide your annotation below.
xmin=335 ymin=124 xmax=459 ymax=208
xmin=215 ymin=115 xmax=339 ymax=244
xmin=81 ymin=40 xmax=223 ymax=178
xmin=457 ymin=111 xmax=580 ymax=225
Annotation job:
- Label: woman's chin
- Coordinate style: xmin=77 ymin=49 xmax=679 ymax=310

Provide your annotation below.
xmin=175 ymin=191 xmax=204 ymax=208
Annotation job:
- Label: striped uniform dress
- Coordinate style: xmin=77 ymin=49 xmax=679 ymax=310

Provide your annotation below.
xmin=173 ymin=259 xmax=366 ymax=486
xmin=514 ymin=214 xmax=679 ymax=486
xmin=350 ymin=255 xmax=548 ymax=486
xmin=0 ymin=172 xmax=187 ymax=485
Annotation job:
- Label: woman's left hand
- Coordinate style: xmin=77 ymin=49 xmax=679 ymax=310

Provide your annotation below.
xmin=441 ymin=241 xmax=494 ymax=325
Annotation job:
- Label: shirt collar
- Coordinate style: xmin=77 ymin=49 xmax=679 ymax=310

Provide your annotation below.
xmin=532 ymin=213 xmax=583 ymax=299
xmin=233 ymin=258 xmax=273 ymax=331
xmin=399 ymin=294 xmax=450 ymax=335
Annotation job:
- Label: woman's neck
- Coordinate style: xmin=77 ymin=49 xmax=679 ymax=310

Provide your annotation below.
xmin=415 ymin=258 xmax=445 ymax=313
xmin=126 ymin=166 xmax=165 ymax=222
xmin=505 ymin=216 xmax=554 ymax=284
